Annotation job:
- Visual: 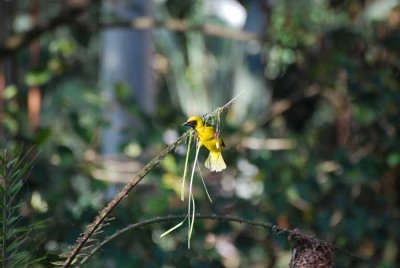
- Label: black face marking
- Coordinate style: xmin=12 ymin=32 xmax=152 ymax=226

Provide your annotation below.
xmin=183 ymin=120 xmax=198 ymax=128
xmin=187 ymin=120 xmax=197 ymax=128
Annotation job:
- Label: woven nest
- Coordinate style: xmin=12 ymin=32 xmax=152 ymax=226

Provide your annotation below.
xmin=289 ymin=229 xmax=333 ymax=268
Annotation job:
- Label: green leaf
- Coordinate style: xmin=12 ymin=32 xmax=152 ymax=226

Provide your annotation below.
xmin=27 ymin=255 xmax=48 ymax=266
xmin=35 ymin=128 xmax=52 ymax=145
xmin=5 ymin=227 xmax=25 ymax=239
xmin=7 ymin=196 xmax=25 ymax=210
xmin=114 ymin=82 xmax=132 ymax=101
xmin=7 ymin=214 xmax=22 ymax=226
xmin=51 ymin=260 xmax=68 ymax=266
xmin=6 ymin=236 xmax=30 ymax=253
xmin=25 ymin=68 xmax=51 ymax=87
xmin=10 ymin=250 xmax=30 ymax=266
xmin=8 ymin=168 xmax=24 ymax=182
xmin=10 ymin=179 xmax=23 ymax=194
xmin=6 ymin=158 xmax=18 ymax=170
xmin=3 ymin=85 xmax=18 ymax=100
xmin=49 ymin=38 xmax=76 ymax=56
xmin=388 ymin=153 xmax=400 ymax=167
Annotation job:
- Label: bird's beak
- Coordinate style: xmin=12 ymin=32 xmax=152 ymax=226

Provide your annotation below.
xmin=182 ymin=121 xmax=189 ymax=127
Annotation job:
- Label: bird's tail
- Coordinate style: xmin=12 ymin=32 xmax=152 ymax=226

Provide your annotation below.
xmin=205 ymin=151 xmax=226 ymax=172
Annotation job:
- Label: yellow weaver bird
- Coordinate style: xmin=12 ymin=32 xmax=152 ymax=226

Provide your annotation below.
xmin=183 ymin=116 xmax=226 ymax=172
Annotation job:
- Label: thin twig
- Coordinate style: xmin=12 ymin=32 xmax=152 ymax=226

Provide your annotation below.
xmin=333 ymin=246 xmax=370 ymax=266
xmin=1 ymin=151 xmax=8 ymax=268
xmin=62 ymin=132 xmax=189 ymax=267
xmin=80 ymin=213 xmax=371 ymax=266
xmin=78 ymin=213 xmax=288 ymax=266
xmin=62 ymin=105 xmax=234 ymax=267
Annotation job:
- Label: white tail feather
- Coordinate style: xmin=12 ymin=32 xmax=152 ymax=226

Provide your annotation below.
xmin=205 ymin=152 xmax=226 ymax=172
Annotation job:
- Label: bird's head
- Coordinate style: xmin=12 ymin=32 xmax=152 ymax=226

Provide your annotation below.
xmin=182 ymin=116 xmax=203 ymax=128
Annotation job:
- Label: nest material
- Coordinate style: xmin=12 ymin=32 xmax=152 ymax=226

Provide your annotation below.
xmin=289 ymin=229 xmax=333 ymax=268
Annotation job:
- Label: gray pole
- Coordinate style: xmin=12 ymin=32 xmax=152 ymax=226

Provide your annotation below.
xmin=100 ymin=0 xmax=154 ymax=155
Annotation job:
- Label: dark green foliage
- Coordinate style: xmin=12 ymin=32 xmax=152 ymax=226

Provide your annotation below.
xmin=1 ymin=0 xmax=400 ymax=267
xmin=0 ymin=149 xmax=45 ymax=267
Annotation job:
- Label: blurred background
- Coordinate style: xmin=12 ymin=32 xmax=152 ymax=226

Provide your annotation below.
xmin=1 ymin=0 xmax=400 ymax=267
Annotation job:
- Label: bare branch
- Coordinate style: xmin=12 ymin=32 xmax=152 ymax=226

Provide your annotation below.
xmin=0 ymin=14 xmax=260 ymax=60
xmin=62 ymin=104 xmax=234 ymax=267
xmin=78 ymin=213 xmax=288 ymax=266
xmin=62 ymin=132 xmax=189 ymax=267
xmin=79 ymin=214 xmax=369 ymax=267
xmin=104 ymin=17 xmax=260 ymax=42
xmin=0 ymin=3 xmax=95 ymax=60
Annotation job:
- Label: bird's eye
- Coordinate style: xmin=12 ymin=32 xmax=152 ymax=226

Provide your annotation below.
xmin=189 ymin=120 xmax=197 ymax=126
